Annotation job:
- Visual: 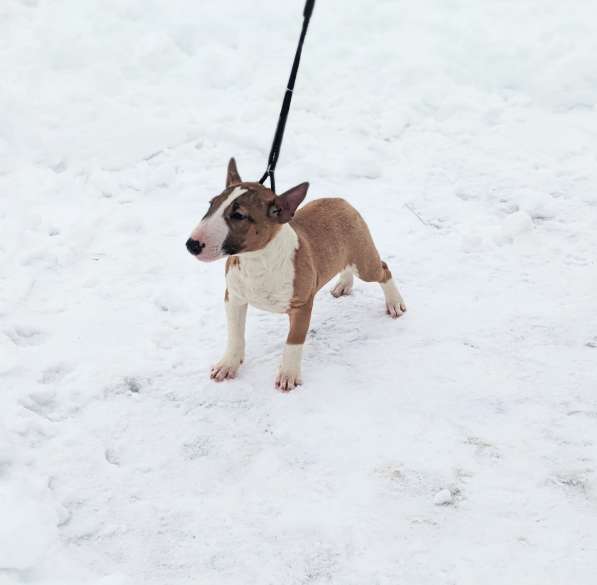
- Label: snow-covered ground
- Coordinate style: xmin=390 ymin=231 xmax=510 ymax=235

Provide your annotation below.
xmin=1 ymin=0 xmax=597 ymax=583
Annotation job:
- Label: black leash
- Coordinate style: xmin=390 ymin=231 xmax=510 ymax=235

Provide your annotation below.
xmin=258 ymin=0 xmax=316 ymax=194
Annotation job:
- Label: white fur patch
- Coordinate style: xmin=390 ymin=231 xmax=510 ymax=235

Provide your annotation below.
xmin=210 ymin=301 xmax=247 ymax=380
xmin=381 ymin=278 xmax=407 ymax=318
xmin=226 ymin=224 xmax=299 ymax=313
xmin=331 ymin=266 xmax=354 ymax=297
xmin=223 ymin=300 xmax=247 ymax=361
xmin=276 ymin=343 xmax=304 ymax=390
xmin=380 ymin=278 xmax=402 ymax=304
xmin=280 ymin=343 xmax=303 ymax=376
xmin=190 ymin=186 xmax=246 ymax=262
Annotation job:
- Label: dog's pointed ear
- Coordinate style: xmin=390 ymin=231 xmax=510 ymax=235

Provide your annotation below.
xmin=269 ymin=182 xmax=309 ymax=223
xmin=226 ymin=158 xmax=241 ymax=187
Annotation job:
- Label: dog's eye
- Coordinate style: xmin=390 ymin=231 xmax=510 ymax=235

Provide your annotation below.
xmin=230 ymin=211 xmax=247 ymax=221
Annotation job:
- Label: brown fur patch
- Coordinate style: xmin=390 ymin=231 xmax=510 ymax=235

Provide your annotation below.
xmin=219 ymin=183 xmax=283 ymax=256
xmin=226 ymin=158 xmax=241 ymax=187
xmin=286 ymin=303 xmax=313 ymax=344
xmin=289 ymin=198 xmax=390 ymax=304
xmin=380 ymin=261 xmax=392 ymax=283
xmin=200 ymin=163 xmax=308 ymax=258
xmin=281 ymin=198 xmax=393 ymax=345
xmin=202 ymin=188 xmax=234 ymax=220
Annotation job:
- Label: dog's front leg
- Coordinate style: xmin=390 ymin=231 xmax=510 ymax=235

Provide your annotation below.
xmin=210 ymin=295 xmax=247 ymax=382
xmin=276 ymin=301 xmax=313 ymax=392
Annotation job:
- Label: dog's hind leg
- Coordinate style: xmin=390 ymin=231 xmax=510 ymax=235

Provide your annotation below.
xmin=331 ymin=266 xmax=354 ymax=298
xmin=378 ymin=262 xmax=407 ymax=319
xmin=353 ymin=244 xmax=407 ymax=319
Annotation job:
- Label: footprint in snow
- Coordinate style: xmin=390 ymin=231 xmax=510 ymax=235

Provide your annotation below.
xmin=38 ymin=363 xmax=72 ymax=384
xmin=21 ymin=389 xmax=57 ymax=419
xmin=5 ymin=325 xmax=47 ymax=347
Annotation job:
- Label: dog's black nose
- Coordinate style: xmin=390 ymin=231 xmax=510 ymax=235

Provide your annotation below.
xmin=186 ymin=238 xmax=205 ymax=255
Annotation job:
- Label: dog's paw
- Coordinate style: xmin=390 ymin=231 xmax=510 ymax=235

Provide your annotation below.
xmin=210 ymin=357 xmax=242 ymax=382
xmin=331 ymin=281 xmax=353 ymax=298
xmin=386 ymin=300 xmax=407 ymax=319
xmin=275 ymin=370 xmax=302 ymax=392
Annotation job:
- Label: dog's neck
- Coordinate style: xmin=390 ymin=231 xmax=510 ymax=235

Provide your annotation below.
xmin=238 ymin=224 xmax=299 ymax=270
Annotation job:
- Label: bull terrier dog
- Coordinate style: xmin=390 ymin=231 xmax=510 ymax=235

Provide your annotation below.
xmin=186 ymin=158 xmax=406 ymax=391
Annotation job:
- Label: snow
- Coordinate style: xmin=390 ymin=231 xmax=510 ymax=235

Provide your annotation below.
xmin=1 ymin=0 xmax=597 ymax=583
xmin=433 ymin=489 xmax=455 ymax=507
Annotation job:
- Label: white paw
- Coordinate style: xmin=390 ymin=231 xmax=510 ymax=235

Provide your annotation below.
xmin=275 ymin=370 xmax=302 ymax=392
xmin=210 ymin=356 xmax=243 ymax=382
xmin=386 ymin=299 xmax=407 ymax=319
xmin=331 ymin=281 xmax=353 ymax=298
xmin=380 ymin=278 xmax=407 ymax=319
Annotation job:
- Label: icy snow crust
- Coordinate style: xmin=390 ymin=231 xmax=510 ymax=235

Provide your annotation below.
xmin=1 ymin=1 xmax=597 ymax=584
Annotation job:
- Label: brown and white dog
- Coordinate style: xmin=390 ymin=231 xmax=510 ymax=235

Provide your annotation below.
xmin=186 ymin=159 xmax=406 ymax=391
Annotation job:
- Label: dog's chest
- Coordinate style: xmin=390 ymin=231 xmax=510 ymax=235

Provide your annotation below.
xmin=226 ymin=226 xmax=298 ymax=313
xmin=227 ymin=263 xmax=294 ymax=313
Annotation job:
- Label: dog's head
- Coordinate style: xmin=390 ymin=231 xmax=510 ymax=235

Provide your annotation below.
xmin=186 ymin=158 xmax=309 ymax=262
